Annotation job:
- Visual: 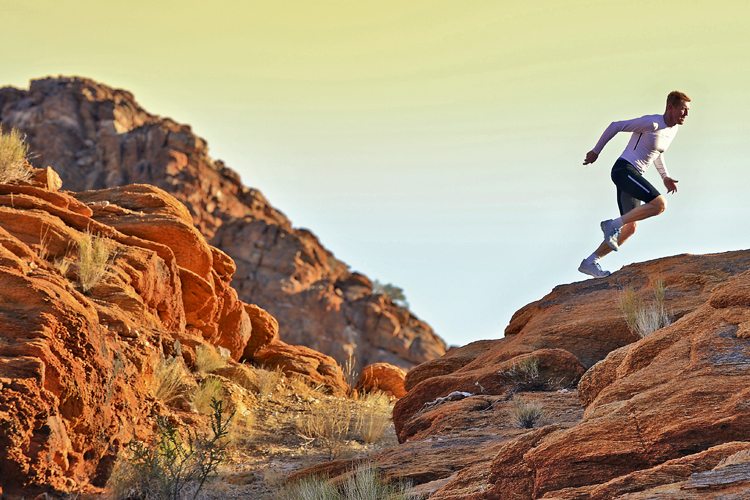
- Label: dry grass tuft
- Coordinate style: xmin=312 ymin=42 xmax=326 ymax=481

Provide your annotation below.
xmin=343 ymin=352 xmax=358 ymax=390
xmin=512 ymin=398 xmax=545 ymax=429
xmin=255 ymin=366 xmax=285 ymax=400
xmin=295 ymin=397 xmax=352 ymax=459
xmin=277 ymin=463 xmax=410 ymax=500
xmin=195 ymin=344 xmax=227 ymax=374
xmin=78 ymin=231 xmax=113 ymax=292
xmin=620 ymin=278 xmax=671 ymax=337
xmin=193 ymin=377 xmax=225 ymax=414
xmin=353 ymin=391 xmax=392 ymax=444
xmin=152 ymin=356 xmax=193 ymax=405
xmin=0 ymin=128 xmax=31 ymax=183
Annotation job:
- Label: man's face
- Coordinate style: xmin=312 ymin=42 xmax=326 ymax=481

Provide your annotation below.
xmin=668 ymin=100 xmax=690 ymax=125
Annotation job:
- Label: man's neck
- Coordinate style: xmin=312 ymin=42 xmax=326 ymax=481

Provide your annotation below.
xmin=663 ymin=112 xmax=677 ymax=127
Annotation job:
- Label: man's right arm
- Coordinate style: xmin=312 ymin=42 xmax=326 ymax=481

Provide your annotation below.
xmin=590 ymin=115 xmax=657 ymax=157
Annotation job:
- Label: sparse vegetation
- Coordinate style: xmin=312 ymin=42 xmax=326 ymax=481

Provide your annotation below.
xmin=278 ymin=463 xmax=410 ymax=500
xmin=343 ymin=352 xmax=359 ymax=390
xmin=195 ymin=344 xmax=227 ymax=374
xmin=0 ymin=128 xmax=31 ymax=183
xmin=620 ymin=279 xmax=671 ymax=337
xmin=512 ymin=398 xmax=545 ymax=429
xmin=296 ymin=397 xmax=352 ymax=459
xmin=501 ymin=357 xmax=542 ymax=390
xmin=192 ymin=377 xmax=224 ymax=415
xmin=108 ymin=398 xmax=234 ymax=500
xmin=77 ymin=230 xmax=113 ymax=292
xmin=152 ymin=356 xmax=193 ymax=405
xmin=353 ymin=391 xmax=392 ymax=444
xmin=255 ymin=365 xmax=285 ymax=400
xmin=372 ymin=280 xmax=409 ymax=308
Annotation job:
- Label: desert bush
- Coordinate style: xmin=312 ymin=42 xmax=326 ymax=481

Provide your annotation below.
xmin=295 ymin=397 xmax=352 ymax=459
xmin=195 ymin=344 xmax=227 ymax=374
xmin=152 ymin=356 xmax=193 ymax=405
xmin=108 ymin=398 xmax=234 ymax=500
xmin=276 ymin=475 xmax=341 ymax=500
xmin=353 ymin=391 xmax=392 ymax=444
xmin=501 ymin=357 xmax=543 ymax=391
xmin=0 ymin=128 xmax=31 ymax=183
xmin=620 ymin=279 xmax=670 ymax=337
xmin=512 ymin=398 xmax=544 ymax=429
xmin=255 ymin=365 xmax=285 ymax=400
xmin=78 ymin=231 xmax=113 ymax=292
xmin=192 ymin=377 xmax=224 ymax=415
xmin=278 ymin=463 xmax=410 ymax=500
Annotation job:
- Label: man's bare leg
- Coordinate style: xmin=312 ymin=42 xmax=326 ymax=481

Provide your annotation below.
xmin=594 ymin=222 xmax=636 ymax=258
xmin=620 ymin=196 xmax=667 ymax=224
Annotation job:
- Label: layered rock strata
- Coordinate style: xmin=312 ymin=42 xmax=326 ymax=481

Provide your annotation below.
xmin=0 ymin=77 xmax=446 ymax=369
xmin=0 ymin=167 xmax=345 ymax=494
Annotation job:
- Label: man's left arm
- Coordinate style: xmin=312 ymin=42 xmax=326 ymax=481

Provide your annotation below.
xmin=655 ymin=154 xmax=678 ymax=193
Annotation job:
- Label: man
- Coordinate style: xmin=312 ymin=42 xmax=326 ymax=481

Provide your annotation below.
xmin=578 ymin=91 xmax=691 ymax=278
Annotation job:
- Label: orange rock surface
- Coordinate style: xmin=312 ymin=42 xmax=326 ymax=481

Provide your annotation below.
xmin=0 ymin=167 xmax=350 ymax=494
xmin=0 ymin=76 xmax=447 ymax=370
xmin=356 ymin=362 xmax=407 ymax=398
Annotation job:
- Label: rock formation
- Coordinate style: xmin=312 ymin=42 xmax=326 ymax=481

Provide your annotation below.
xmin=0 ymin=76 xmax=447 ymax=369
xmin=0 ymin=166 xmax=345 ymax=494
xmin=295 ymin=251 xmax=750 ymax=498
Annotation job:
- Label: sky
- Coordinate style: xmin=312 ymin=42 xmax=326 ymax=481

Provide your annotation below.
xmin=1 ymin=1 xmax=749 ymax=347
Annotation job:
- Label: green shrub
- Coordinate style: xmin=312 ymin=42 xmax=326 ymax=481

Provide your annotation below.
xmin=372 ymin=280 xmax=409 ymax=308
xmin=0 ymin=128 xmax=31 ymax=183
xmin=108 ymin=398 xmax=234 ymax=500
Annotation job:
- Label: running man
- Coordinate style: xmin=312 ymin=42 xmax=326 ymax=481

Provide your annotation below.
xmin=578 ymin=91 xmax=691 ymax=278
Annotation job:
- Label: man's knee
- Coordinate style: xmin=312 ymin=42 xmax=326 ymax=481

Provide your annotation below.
xmin=651 ymin=196 xmax=667 ymax=214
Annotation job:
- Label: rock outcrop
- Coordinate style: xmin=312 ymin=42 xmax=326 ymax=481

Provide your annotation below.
xmin=0 ymin=76 xmax=447 ymax=369
xmin=355 ymin=362 xmax=407 ymax=398
xmin=294 ymin=251 xmax=750 ymax=498
xmin=0 ymin=166 xmax=344 ymax=494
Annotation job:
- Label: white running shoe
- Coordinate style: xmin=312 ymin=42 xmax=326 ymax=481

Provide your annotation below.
xmin=578 ymin=258 xmax=611 ymax=278
xmin=600 ymin=219 xmax=621 ymax=251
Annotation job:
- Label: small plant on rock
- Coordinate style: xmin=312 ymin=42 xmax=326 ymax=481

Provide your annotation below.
xmin=0 ymin=128 xmax=31 ymax=183
xmin=278 ymin=463 xmax=410 ymax=500
xmin=353 ymin=391 xmax=393 ymax=444
xmin=77 ymin=230 xmax=113 ymax=292
xmin=512 ymin=398 xmax=545 ymax=429
xmin=620 ymin=278 xmax=671 ymax=337
xmin=108 ymin=398 xmax=234 ymax=500
xmin=152 ymin=356 xmax=193 ymax=406
xmin=372 ymin=280 xmax=409 ymax=308
xmin=194 ymin=344 xmax=227 ymax=374
xmin=501 ymin=357 xmax=543 ymax=391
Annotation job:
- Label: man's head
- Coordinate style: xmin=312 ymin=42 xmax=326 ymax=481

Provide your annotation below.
xmin=665 ymin=90 xmax=691 ymax=126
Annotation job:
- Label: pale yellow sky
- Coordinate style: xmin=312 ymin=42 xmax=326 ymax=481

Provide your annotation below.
xmin=2 ymin=1 xmax=749 ymax=345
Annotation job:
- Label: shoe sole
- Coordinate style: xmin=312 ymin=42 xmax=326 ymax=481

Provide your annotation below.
xmin=600 ymin=221 xmax=619 ymax=251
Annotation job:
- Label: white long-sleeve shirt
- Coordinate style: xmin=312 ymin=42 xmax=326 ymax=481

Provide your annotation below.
xmin=592 ymin=114 xmax=678 ymax=178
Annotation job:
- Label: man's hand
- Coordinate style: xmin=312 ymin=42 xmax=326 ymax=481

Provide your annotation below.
xmin=583 ymin=151 xmax=598 ymax=165
xmin=663 ymin=176 xmax=679 ymax=194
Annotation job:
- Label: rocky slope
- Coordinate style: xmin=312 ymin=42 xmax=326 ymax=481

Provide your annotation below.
xmin=0 ymin=76 xmax=446 ymax=369
xmin=0 ymin=165 xmax=349 ymax=495
xmin=297 ymin=251 xmax=750 ymax=498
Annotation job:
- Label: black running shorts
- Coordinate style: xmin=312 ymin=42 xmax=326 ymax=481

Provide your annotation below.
xmin=611 ymin=158 xmax=660 ymax=215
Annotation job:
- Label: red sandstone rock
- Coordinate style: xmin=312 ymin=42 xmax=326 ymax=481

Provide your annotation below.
xmin=242 ymin=303 xmax=279 ymax=357
xmin=355 ymin=362 xmax=407 ymax=398
xmin=0 ymin=168 xmax=290 ymax=494
xmin=251 ymin=340 xmax=348 ymax=396
xmin=0 ymin=76 xmax=447 ymax=370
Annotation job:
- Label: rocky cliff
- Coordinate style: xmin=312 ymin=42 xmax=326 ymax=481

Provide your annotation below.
xmin=0 ymin=165 xmax=349 ymax=495
xmin=0 ymin=76 xmax=446 ymax=369
xmin=296 ymin=251 xmax=750 ymax=498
